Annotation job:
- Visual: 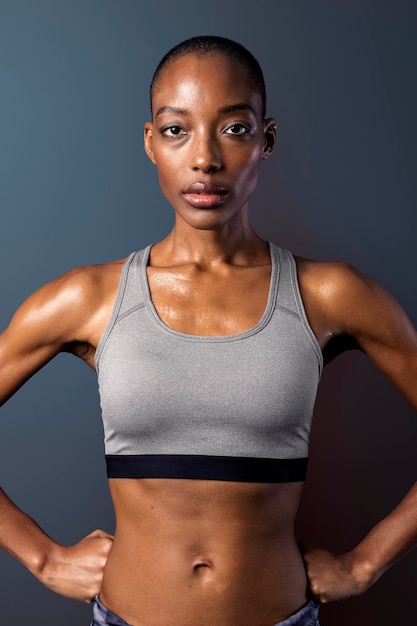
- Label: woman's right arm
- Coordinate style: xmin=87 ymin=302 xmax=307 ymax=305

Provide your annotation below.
xmin=0 ymin=268 xmax=113 ymax=602
xmin=0 ymin=487 xmax=112 ymax=602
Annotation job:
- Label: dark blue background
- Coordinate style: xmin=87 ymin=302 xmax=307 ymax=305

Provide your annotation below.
xmin=0 ymin=1 xmax=416 ymax=623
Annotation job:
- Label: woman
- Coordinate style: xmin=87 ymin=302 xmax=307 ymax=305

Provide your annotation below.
xmin=0 ymin=36 xmax=416 ymax=626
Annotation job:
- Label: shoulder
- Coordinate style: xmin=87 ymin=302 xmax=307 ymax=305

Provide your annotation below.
xmin=294 ymin=255 xmax=416 ymax=355
xmin=295 ymin=255 xmax=366 ymax=292
xmin=22 ymin=258 xmax=125 ymax=316
xmin=0 ymin=258 xmax=127 ymax=401
xmin=45 ymin=258 xmax=126 ymax=307
xmin=295 ymin=256 xmax=375 ymax=326
xmin=3 ymin=257 xmax=127 ymax=348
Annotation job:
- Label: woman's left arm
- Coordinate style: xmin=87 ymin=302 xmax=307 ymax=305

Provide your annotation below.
xmin=305 ymin=482 xmax=417 ymax=602
xmin=303 ymin=262 xmax=417 ymax=602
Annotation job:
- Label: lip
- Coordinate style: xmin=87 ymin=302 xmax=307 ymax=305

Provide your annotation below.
xmin=182 ymin=183 xmax=229 ymax=209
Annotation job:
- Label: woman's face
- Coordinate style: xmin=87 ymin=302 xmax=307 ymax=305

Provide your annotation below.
xmin=144 ymin=52 xmax=276 ymax=232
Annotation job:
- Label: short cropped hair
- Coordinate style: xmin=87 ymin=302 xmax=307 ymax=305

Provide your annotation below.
xmin=150 ymin=35 xmax=267 ymax=119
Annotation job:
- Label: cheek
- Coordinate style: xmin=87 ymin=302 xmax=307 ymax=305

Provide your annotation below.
xmin=153 ymin=152 xmax=180 ymax=195
xmin=234 ymin=151 xmax=261 ymax=192
xmin=156 ymin=169 xmax=176 ymax=203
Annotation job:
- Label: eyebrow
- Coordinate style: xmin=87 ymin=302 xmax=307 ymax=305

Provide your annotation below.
xmin=218 ymin=103 xmax=256 ymax=115
xmin=155 ymin=103 xmax=256 ymax=118
xmin=155 ymin=106 xmax=189 ymax=118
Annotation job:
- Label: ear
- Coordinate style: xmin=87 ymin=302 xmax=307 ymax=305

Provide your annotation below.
xmin=261 ymin=118 xmax=277 ymax=160
xmin=144 ymin=122 xmax=156 ymax=164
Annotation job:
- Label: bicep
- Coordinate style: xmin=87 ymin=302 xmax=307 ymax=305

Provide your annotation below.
xmin=336 ymin=270 xmax=417 ymax=409
xmin=0 ymin=269 xmax=95 ymax=406
xmin=356 ymin=311 xmax=417 ymax=409
xmin=0 ymin=307 xmax=63 ymax=406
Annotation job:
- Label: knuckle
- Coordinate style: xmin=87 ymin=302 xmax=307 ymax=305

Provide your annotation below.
xmin=310 ymin=582 xmax=318 ymax=594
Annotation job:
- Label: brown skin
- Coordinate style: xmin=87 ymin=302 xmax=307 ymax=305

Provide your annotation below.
xmin=0 ymin=51 xmax=417 ymax=624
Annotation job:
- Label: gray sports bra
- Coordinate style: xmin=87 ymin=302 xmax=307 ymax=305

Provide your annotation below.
xmin=95 ymin=243 xmax=323 ymax=482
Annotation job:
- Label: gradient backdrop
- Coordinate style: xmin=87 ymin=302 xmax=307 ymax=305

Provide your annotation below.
xmin=0 ymin=1 xmax=416 ymax=624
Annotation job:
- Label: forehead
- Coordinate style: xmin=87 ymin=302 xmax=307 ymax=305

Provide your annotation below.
xmin=152 ymin=52 xmax=262 ymax=118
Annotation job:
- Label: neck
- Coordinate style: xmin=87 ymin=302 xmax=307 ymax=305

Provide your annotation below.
xmin=154 ymin=214 xmax=268 ymax=268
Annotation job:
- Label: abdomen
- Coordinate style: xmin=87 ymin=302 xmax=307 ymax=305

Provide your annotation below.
xmin=100 ymin=478 xmax=308 ymax=626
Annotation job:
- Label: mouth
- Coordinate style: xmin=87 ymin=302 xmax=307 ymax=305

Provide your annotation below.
xmin=182 ymin=183 xmax=229 ymax=209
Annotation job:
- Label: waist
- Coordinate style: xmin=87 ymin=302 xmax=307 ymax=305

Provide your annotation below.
xmin=101 ymin=478 xmax=307 ymax=624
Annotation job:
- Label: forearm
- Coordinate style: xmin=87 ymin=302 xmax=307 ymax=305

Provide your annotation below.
xmin=0 ymin=486 xmax=113 ymax=601
xmin=0 ymin=486 xmax=56 ymax=577
xmin=352 ymin=481 xmax=417 ymax=587
xmin=304 ymin=481 xmax=417 ymax=602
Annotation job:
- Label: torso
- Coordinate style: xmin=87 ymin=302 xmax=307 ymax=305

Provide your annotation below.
xmin=77 ymin=241 xmax=331 ymax=625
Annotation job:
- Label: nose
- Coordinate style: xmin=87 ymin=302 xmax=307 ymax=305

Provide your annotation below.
xmin=189 ymin=132 xmax=222 ymax=173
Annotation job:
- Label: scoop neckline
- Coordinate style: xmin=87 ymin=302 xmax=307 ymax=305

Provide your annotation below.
xmin=139 ymin=242 xmax=279 ymax=343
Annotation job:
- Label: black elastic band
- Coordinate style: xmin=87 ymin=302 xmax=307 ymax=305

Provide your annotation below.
xmin=105 ymin=454 xmax=308 ymax=482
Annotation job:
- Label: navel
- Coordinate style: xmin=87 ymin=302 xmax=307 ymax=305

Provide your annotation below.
xmin=192 ymin=559 xmax=213 ymax=574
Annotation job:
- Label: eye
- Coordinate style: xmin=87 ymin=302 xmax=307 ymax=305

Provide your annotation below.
xmin=224 ymin=123 xmax=251 ymax=136
xmin=161 ymin=125 xmax=186 ymax=137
